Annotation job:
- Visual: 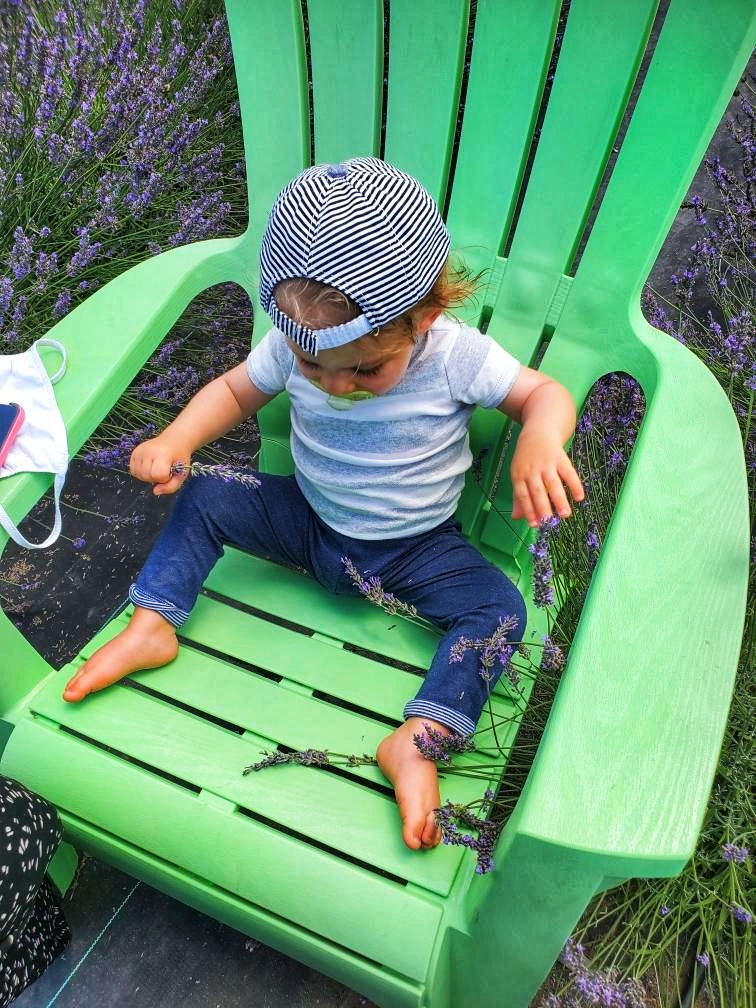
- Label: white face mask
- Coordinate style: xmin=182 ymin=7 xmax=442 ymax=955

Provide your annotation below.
xmin=0 ymin=338 xmax=68 ymax=549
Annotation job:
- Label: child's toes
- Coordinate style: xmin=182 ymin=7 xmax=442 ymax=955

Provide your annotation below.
xmin=63 ymin=669 xmax=93 ymax=702
xmin=63 ymin=661 xmax=114 ymax=701
xmin=420 ymin=810 xmax=441 ymax=849
xmin=399 ymin=807 xmax=425 ymax=851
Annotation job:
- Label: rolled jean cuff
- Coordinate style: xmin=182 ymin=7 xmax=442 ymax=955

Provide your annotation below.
xmin=128 ymin=585 xmax=191 ymax=628
xmin=403 ymin=700 xmax=475 ymax=737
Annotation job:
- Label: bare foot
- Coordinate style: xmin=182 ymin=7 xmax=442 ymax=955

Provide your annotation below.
xmin=63 ymin=607 xmax=179 ymax=702
xmin=376 ymin=717 xmax=451 ymax=851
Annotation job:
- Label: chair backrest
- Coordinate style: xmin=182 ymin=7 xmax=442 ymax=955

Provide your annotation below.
xmin=224 ymin=0 xmax=754 ymax=493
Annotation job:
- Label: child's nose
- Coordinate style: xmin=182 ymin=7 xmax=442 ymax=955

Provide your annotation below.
xmin=321 ymin=371 xmax=357 ymax=395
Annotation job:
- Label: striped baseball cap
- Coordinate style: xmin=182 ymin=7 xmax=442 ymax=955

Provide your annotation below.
xmin=259 ymin=157 xmax=450 ymax=355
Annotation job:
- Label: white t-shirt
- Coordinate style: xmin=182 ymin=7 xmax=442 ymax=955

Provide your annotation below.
xmin=246 ymin=314 xmax=521 ymax=539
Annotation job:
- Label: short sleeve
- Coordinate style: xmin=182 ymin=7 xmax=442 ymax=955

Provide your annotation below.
xmin=246 ymin=328 xmax=294 ymax=395
xmin=445 ymin=324 xmax=521 ymax=408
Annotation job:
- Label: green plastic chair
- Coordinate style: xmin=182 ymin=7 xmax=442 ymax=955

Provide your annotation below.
xmin=1 ymin=2 xmax=752 ymax=1005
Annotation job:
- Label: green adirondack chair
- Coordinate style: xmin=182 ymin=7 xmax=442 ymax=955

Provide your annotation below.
xmin=0 ymin=2 xmax=752 ymax=1005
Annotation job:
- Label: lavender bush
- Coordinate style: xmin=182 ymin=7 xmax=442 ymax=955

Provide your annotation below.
xmin=0 ymin=0 xmax=257 ymax=472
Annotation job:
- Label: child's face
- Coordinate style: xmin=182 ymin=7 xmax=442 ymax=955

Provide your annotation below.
xmin=288 ymin=337 xmax=414 ymax=399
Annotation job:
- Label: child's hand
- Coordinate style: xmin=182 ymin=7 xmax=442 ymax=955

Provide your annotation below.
xmin=130 ymin=435 xmax=191 ymax=496
xmin=510 ymin=429 xmax=585 ymax=528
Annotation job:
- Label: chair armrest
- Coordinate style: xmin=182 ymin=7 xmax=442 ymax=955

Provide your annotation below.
xmin=0 ymin=236 xmax=243 ymax=533
xmin=0 ymin=236 xmax=247 ymax=713
xmin=502 ymin=316 xmax=749 ymax=877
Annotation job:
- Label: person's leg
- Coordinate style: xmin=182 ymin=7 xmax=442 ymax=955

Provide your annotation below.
xmin=64 ymin=474 xmax=321 ymax=701
xmin=391 ymin=525 xmax=527 ymax=736
xmin=0 ymin=778 xmax=70 ymax=1008
xmin=339 ymin=519 xmax=526 ymax=850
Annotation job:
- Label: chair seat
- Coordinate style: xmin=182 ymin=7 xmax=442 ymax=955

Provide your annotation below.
xmin=3 ymin=548 xmax=530 ymax=999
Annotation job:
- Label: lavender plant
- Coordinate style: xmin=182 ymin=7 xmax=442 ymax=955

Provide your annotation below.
xmin=0 ymin=0 xmax=257 ymax=471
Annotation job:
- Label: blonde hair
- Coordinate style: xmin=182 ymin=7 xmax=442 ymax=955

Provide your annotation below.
xmin=273 ymin=255 xmax=483 ymax=355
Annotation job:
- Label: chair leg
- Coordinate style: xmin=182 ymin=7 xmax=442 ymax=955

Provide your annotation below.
xmin=47 ymin=840 xmax=80 ymax=898
xmin=449 ymin=834 xmax=606 ymax=1008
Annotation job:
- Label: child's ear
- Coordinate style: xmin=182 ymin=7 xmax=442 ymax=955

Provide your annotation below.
xmin=415 ymin=309 xmax=442 ymax=335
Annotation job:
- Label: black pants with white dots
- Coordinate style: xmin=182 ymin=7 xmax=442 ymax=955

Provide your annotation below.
xmin=0 ymin=777 xmax=70 ymax=1007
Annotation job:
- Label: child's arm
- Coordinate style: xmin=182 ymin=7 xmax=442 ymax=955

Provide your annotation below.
xmin=497 ymin=366 xmax=585 ymax=527
xmin=131 ymin=363 xmax=277 ymax=495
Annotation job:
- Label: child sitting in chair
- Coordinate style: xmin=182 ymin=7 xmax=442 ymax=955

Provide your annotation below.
xmin=63 ymin=157 xmax=584 ymax=851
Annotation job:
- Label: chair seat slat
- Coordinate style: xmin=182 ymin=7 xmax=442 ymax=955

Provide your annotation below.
xmin=31 ymin=667 xmax=474 ymax=894
xmin=2 ymin=718 xmax=440 ymax=980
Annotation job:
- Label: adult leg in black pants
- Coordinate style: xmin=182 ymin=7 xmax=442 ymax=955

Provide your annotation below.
xmin=0 ymin=777 xmax=70 ymax=1007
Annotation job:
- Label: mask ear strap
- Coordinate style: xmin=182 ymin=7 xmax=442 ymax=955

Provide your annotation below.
xmin=33 ymin=338 xmax=67 ymax=384
xmin=0 ymin=472 xmax=65 ymax=549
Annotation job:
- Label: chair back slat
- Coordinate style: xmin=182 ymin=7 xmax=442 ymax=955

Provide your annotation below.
xmin=382 ymin=0 xmax=469 ymax=208
xmin=563 ymin=0 xmax=756 ymax=321
xmin=308 ymin=0 xmax=384 ymax=164
xmin=224 ymin=0 xmax=310 ymax=267
xmin=445 ymin=0 xmax=561 ymax=280
xmin=487 ymin=0 xmax=658 ymax=363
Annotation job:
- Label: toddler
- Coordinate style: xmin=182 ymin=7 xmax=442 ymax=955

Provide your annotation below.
xmin=63 ymin=158 xmax=584 ymax=851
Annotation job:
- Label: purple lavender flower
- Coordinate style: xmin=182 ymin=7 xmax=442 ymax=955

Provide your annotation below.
xmin=0 ymin=277 xmax=13 ymax=327
xmin=722 ymin=842 xmax=749 ymax=864
xmin=448 ymin=636 xmax=472 ymax=663
xmin=341 ymin=556 xmax=419 ymax=618
xmin=170 ymin=462 xmax=261 ymax=489
xmin=696 ymin=951 xmax=710 ymax=968
xmin=8 ymin=227 xmax=33 ymax=280
xmin=729 ymin=902 xmax=753 ymax=925
xmin=82 ymin=424 xmax=157 ymax=469
xmin=528 ymin=516 xmax=559 ymax=608
xmin=586 ymin=523 xmax=600 ymax=552
xmin=11 ymin=295 xmax=27 ymax=325
xmin=243 ymin=749 xmax=331 ymax=773
xmin=52 ymin=289 xmax=72 ymax=318
xmin=558 ymin=939 xmax=646 ymax=1007
xmin=434 ymin=800 xmax=498 ymax=874
xmin=412 ymin=723 xmax=475 ymax=764
xmin=71 ymin=536 xmax=86 ymax=550
xmin=137 ymin=365 xmax=200 ymax=405
xmin=448 ymin=616 xmax=521 ymax=684
xmin=540 ymin=634 xmax=566 ymax=672
xmin=66 ymin=228 xmax=102 ymax=276
xmin=154 ymin=338 xmax=186 ymax=365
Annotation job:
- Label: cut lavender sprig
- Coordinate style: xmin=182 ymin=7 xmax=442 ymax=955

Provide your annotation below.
xmin=448 ymin=615 xmax=521 ymax=685
xmin=243 ymin=749 xmax=376 ymax=774
xmin=434 ymin=800 xmax=498 ymax=874
xmin=341 ymin=556 xmax=420 ymax=619
xmin=243 ymin=749 xmax=331 ymax=773
xmin=528 ymin=515 xmax=560 ymax=608
xmin=171 ymin=461 xmax=260 ymax=488
xmin=412 ymin=722 xmax=476 ymax=764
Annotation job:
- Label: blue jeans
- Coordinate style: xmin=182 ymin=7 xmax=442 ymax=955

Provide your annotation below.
xmin=130 ymin=474 xmax=526 ymax=736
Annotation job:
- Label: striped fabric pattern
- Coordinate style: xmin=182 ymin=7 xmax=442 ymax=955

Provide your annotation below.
xmin=128 ymin=585 xmax=191 ymax=627
xmin=260 ymin=158 xmax=450 ymax=355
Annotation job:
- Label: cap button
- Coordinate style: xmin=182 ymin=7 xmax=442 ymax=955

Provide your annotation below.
xmin=325 ymin=163 xmax=348 ymax=179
